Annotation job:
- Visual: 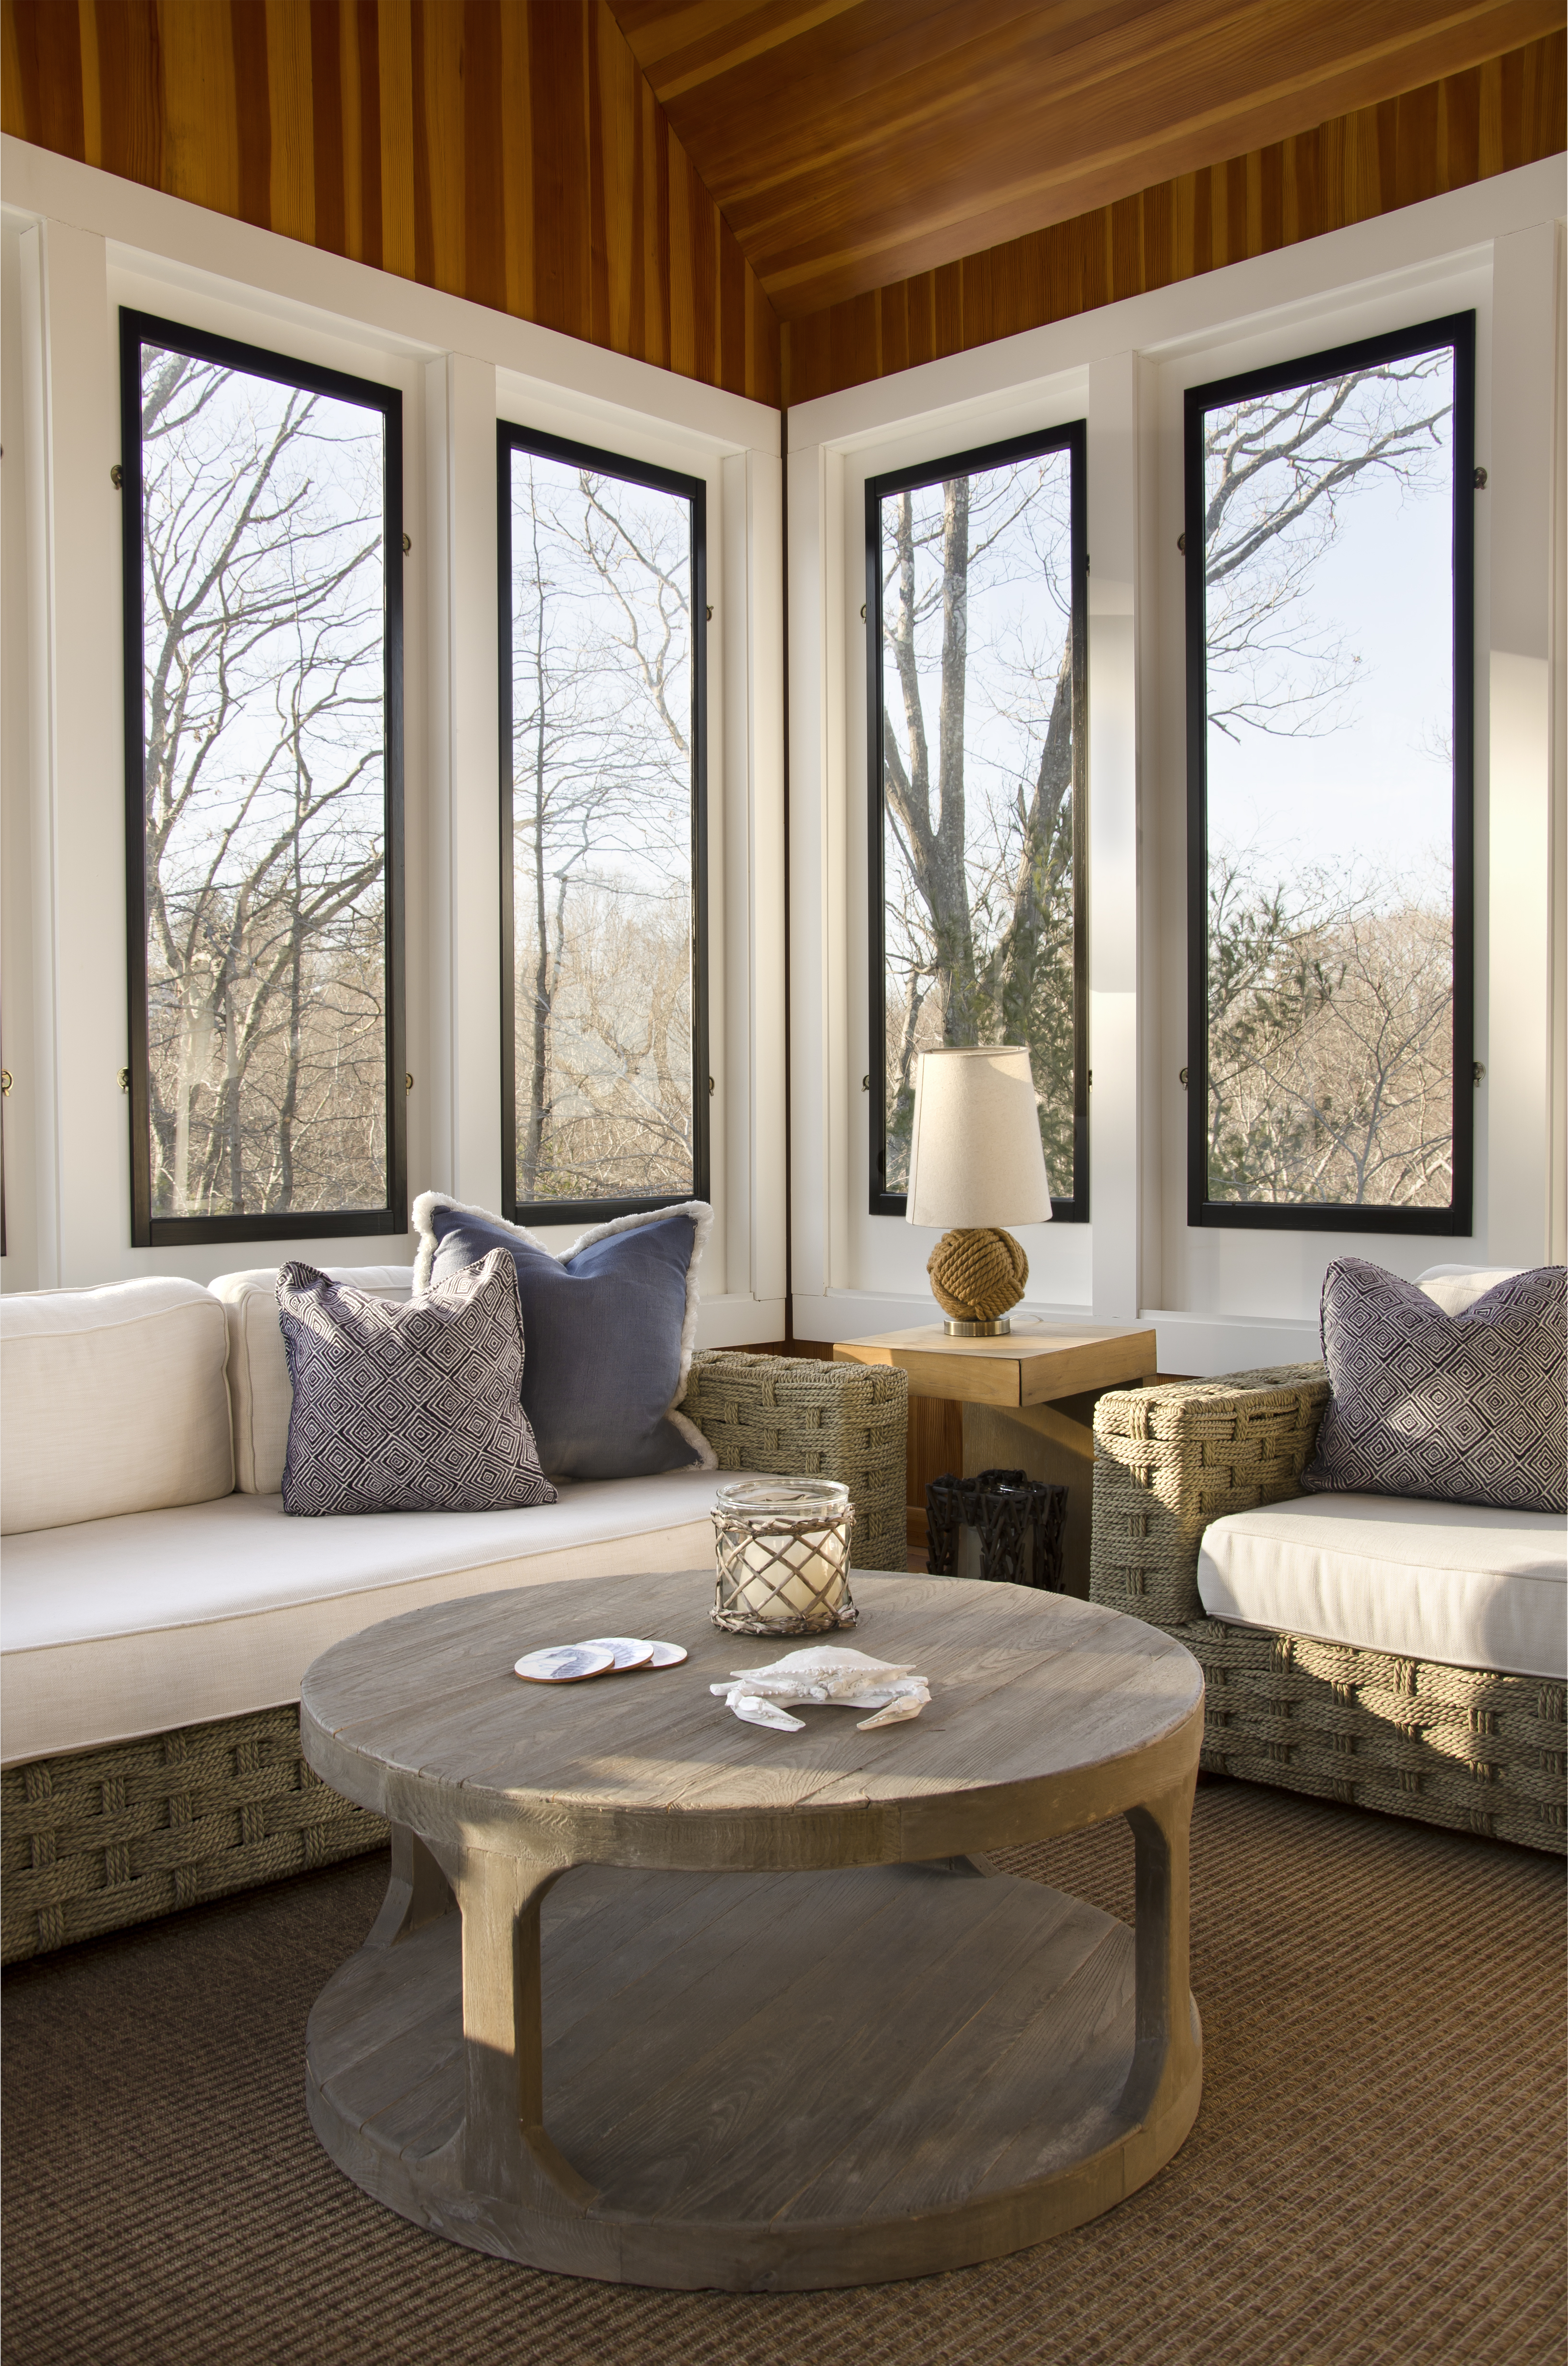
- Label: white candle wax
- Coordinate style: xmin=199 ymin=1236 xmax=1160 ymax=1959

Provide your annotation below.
xmin=733 ymin=1530 xmax=844 ymax=1620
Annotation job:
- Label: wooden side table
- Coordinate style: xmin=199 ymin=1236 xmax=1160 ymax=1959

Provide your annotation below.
xmin=833 ymin=1322 xmax=1159 ymax=1593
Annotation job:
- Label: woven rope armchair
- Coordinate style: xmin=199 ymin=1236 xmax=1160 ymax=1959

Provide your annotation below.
xmin=1 ymin=1350 xmax=909 ymax=1965
xmin=1090 ymin=1366 xmax=1567 ymax=1856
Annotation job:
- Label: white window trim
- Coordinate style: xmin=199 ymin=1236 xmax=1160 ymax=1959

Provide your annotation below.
xmin=786 ymin=158 xmax=1564 ymax=1370
xmin=0 ymin=139 xmax=786 ymax=1343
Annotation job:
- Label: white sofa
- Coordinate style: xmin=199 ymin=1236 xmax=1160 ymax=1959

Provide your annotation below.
xmin=0 ymin=1268 xmax=907 ymax=1961
xmin=1089 ymin=1266 xmax=1567 ymax=1853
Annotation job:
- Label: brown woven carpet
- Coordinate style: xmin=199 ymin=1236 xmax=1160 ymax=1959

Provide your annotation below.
xmin=3 ymin=1778 xmax=1562 ymax=2366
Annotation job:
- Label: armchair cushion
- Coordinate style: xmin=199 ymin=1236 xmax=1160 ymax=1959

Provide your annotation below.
xmin=1197 ymin=1490 xmax=1566 ymax=1680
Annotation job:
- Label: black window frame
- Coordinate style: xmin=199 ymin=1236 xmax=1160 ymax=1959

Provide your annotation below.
xmin=1184 ymin=312 xmax=1475 ymax=1236
xmin=866 ymin=422 xmax=1090 ymax=1223
xmin=119 ymin=308 xmax=406 ymax=1251
xmin=496 ymin=421 xmax=710 ymax=1229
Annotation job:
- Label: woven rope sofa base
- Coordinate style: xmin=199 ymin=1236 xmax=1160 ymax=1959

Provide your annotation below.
xmin=1 ymin=1706 xmax=386 ymax=1966
xmin=1173 ymin=1618 xmax=1567 ymax=1855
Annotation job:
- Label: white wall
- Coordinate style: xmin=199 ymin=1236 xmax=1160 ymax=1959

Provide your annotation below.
xmin=787 ymin=160 xmax=1566 ymax=1372
xmin=0 ymin=140 xmax=787 ymax=1346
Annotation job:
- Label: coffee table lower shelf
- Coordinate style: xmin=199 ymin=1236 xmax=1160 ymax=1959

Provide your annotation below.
xmin=306 ymin=1856 xmax=1202 ymax=2291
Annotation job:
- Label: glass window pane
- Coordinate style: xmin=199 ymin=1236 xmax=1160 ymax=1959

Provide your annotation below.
xmin=136 ymin=336 xmax=391 ymax=1222
xmin=506 ymin=445 xmax=698 ymax=1210
xmin=1196 ymin=336 xmax=1462 ymax=1211
xmin=875 ymin=441 xmax=1082 ymax=1206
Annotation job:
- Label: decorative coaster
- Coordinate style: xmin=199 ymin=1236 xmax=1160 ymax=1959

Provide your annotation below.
xmin=641 ymin=1640 xmax=688 ymax=1668
xmin=577 ymin=1636 xmax=655 ymax=1672
xmin=514 ymin=1644 xmax=615 ymax=1684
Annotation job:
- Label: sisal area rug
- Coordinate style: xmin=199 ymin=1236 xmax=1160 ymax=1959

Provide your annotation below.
xmin=3 ymin=1778 xmax=1562 ymax=2366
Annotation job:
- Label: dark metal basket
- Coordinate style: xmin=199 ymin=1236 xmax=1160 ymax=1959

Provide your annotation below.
xmin=925 ymin=1468 xmax=1068 ymax=1591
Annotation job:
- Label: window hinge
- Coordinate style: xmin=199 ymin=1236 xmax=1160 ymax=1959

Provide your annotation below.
xmin=110 ymin=463 xmax=123 ymax=490
xmin=1473 ymin=467 xmax=1488 ymax=489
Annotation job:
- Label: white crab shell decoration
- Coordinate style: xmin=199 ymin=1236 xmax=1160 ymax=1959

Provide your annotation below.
xmin=711 ymin=1646 xmax=931 ymax=1734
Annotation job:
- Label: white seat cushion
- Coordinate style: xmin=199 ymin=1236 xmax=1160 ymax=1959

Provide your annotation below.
xmin=0 ymin=1279 xmax=232 ymax=1533
xmin=1 ymin=1467 xmax=760 ymax=1764
xmin=1197 ymin=1492 xmax=1567 ymax=1680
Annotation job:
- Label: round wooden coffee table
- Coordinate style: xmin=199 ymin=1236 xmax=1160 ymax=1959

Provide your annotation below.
xmin=300 ymin=1569 xmax=1204 ymax=2291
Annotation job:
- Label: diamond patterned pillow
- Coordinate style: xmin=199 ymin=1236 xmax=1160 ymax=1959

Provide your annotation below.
xmin=278 ymin=1253 xmax=557 ymax=1517
xmin=1301 ymin=1258 xmax=1566 ymax=1514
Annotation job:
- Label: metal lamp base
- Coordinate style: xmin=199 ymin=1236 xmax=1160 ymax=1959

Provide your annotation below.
xmin=941 ymin=1315 xmax=1011 ymax=1338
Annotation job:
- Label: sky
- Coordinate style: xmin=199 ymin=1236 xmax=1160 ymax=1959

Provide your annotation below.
xmin=1204 ymin=407 xmax=1456 ymax=912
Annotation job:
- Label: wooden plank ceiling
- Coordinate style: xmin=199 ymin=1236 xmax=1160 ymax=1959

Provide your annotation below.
xmin=604 ymin=0 xmax=1565 ymax=319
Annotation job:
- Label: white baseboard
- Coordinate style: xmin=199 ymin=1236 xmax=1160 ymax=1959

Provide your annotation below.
xmin=694 ymin=1296 xmax=787 ymax=1349
xmin=1142 ymin=1309 xmax=1321 ymax=1377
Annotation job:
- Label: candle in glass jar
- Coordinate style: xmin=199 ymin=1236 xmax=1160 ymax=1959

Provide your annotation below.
xmin=733 ymin=1531 xmax=845 ymax=1621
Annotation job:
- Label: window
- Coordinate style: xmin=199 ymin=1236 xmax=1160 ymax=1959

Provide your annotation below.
xmin=867 ymin=427 xmax=1088 ymax=1219
xmin=119 ymin=310 xmax=404 ymax=1247
xmin=499 ymin=425 xmax=707 ymax=1223
xmin=1185 ymin=314 xmax=1475 ymax=1233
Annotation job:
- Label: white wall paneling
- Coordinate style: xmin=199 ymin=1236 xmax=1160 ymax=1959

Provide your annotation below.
xmin=0 ymin=144 xmax=786 ymax=1334
xmin=1485 ymin=219 xmax=1560 ymax=1270
xmin=787 ymin=158 xmax=1566 ymax=1370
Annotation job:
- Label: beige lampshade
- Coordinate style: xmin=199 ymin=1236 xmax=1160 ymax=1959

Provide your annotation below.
xmin=905 ymin=1047 xmax=1053 ymax=1229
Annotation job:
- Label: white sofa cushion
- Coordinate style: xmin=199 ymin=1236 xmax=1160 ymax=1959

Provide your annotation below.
xmin=0 ymin=1279 xmax=232 ymax=1534
xmin=1416 ymin=1264 xmax=1523 ymax=1314
xmin=1197 ymin=1491 xmax=1566 ymax=1680
xmin=0 ymin=1467 xmax=759 ymax=1763
xmin=211 ymin=1264 xmax=414 ymax=1494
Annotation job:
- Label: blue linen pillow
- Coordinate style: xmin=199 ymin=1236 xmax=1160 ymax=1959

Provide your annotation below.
xmin=277 ymin=1252 xmax=557 ymax=1517
xmin=1301 ymin=1258 xmax=1566 ymax=1514
xmin=412 ymin=1194 xmax=715 ymax=1482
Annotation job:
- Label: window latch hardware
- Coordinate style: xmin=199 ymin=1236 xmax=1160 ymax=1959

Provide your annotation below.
xmin=706 ymin=605 xmax=713 ymax=621
xmin=0 ymin=1068 xmax=12 ymax=1096
xmin=1472 ymin=1061 xmax=1485 ymax=1086
xmin=110 ymin=464 xmax=123 ymax=490
xmin=401 ymin=532 xmax=411 ymax=554
xmin=117 ymin=1068 xmax=129 ymax=1094
xmin=860 ymin=604 xmax=867 ymax=620
xmin=708 ymin=1075 xmax=715 ymax=1095
xmin=1473 ymin=467 xmax=1487 ymax=489
xmin=1177 ymin=531 xmax=1185 ymax=553
xmin=861 ymin=1074 xmax=870 ymax=1091
xmin=405 ymin=1073 xmax=414 ymax=1093
xmin=1179 ymin=1067 xmax=1189 ymax=1089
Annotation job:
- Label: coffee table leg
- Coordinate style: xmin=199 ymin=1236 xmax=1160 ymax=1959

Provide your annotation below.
xmin=1119 ymin=1774 xmax=1201 ymax=2144
xmin=433 ymin=1839 xmax=596 ymax=2213
xmin=366 ymin=1824 xmax=456 ymax=1949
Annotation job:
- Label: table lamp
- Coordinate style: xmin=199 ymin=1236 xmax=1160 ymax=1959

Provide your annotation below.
xmin=905 ymin=1046 xmax=1052 ymax=1335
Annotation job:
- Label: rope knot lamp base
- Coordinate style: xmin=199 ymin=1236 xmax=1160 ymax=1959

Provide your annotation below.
xmin=927 ymin=1227 xmax=1029 ymax=1336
